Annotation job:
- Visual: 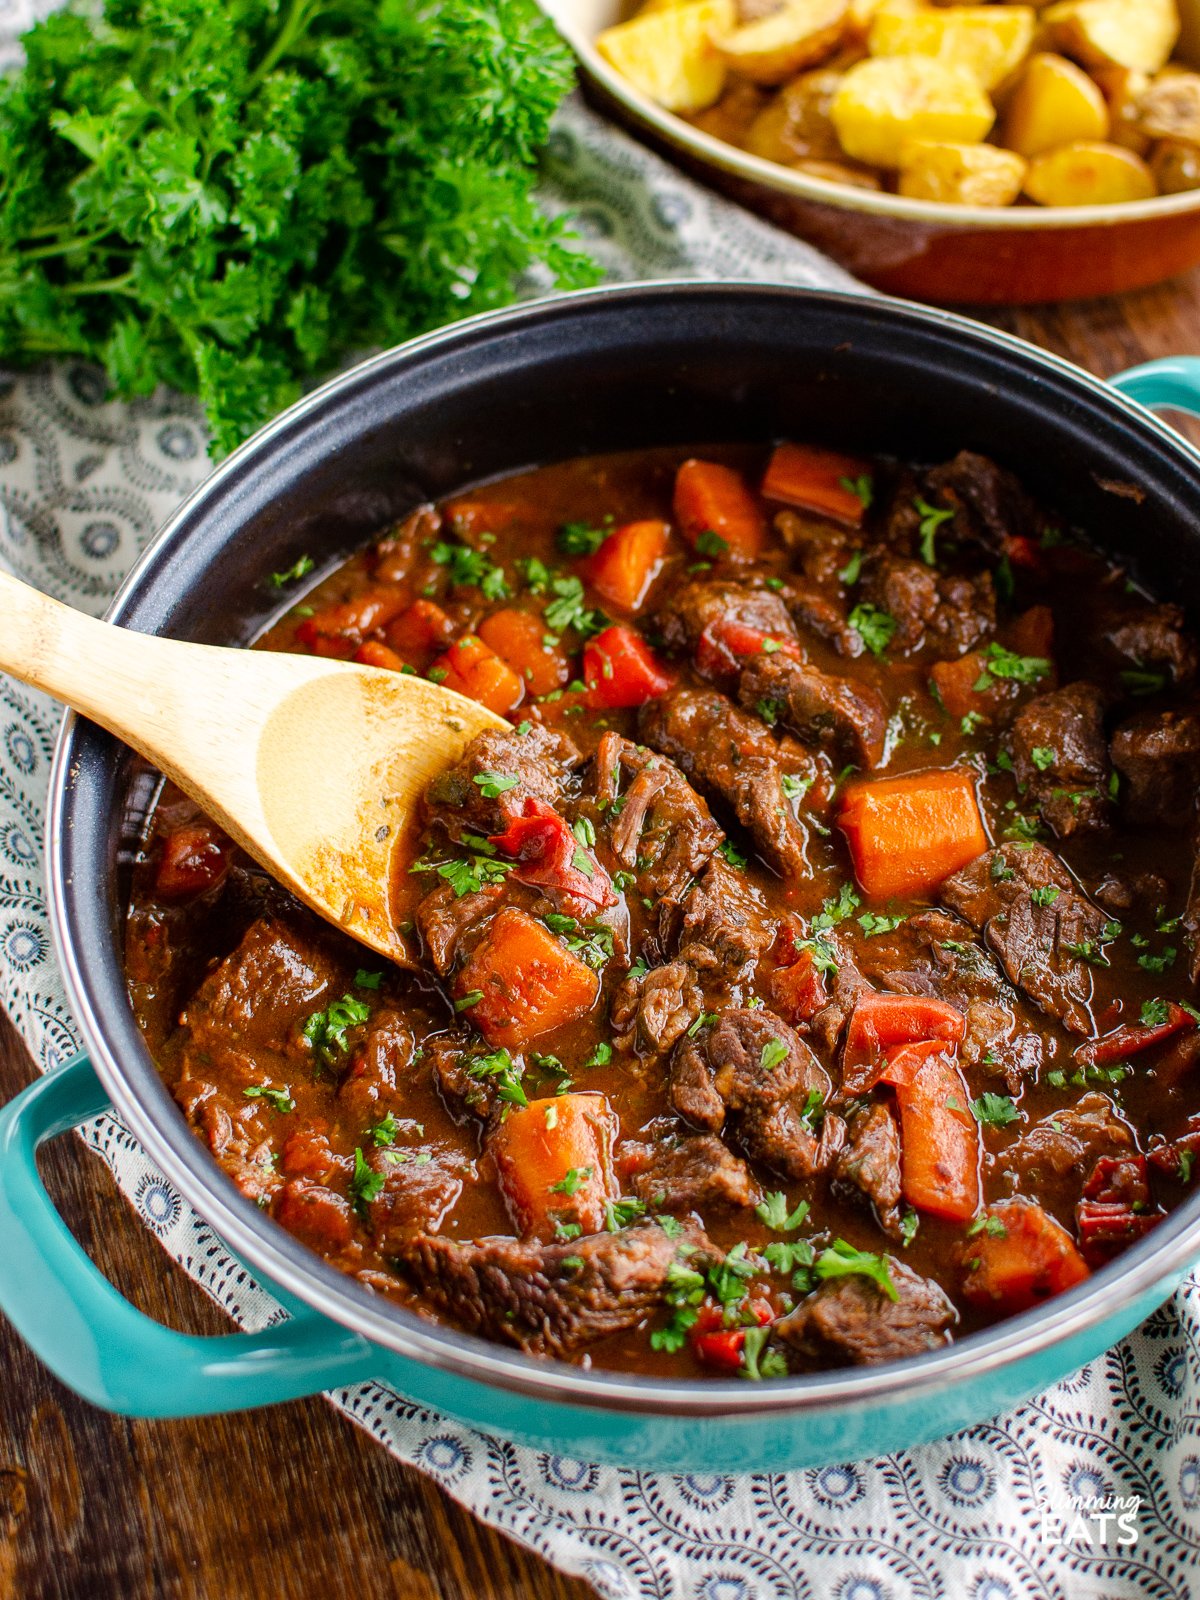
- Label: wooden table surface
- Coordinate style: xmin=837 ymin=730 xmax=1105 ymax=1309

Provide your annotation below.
xmin=4 ymin=268 xmax=1200 ymax=1600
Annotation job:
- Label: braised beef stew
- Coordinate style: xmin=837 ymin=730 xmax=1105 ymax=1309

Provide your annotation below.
xmin=125 ymin=442 xmax=1200 ymax=1380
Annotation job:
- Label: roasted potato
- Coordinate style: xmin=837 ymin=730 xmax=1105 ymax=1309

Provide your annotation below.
xmin=831 ymin=54 xmax=995 ymax=166
xmin=1136 ymin=70 xmax=1200 ymax=144
xmin=1023 ymin=138 xmax=1156 ymax=203
xmin=715 ymin=0 xmax=849 ymax=86
xmin=745 ymin=68 xmax=845 ymax=161
xmin=1151 ymin=136 xmax=1200 ymax=192
xmin=868 ymin=5 xmax=1036 ymax=93
xmin=846 ymin=0 xmax=922 ymax=43
xmin=898 ymin=138 xmax=1026 ymax=203
xmin=1041 ymin=0 xmax=1179 ymax=78
xmin=597 ymin=0 xmax=737 ymax=112
xmin=1001 ymin=52 xmax=1110 ymax=156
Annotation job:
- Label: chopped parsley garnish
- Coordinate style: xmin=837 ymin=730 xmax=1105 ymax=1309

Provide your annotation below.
xmin=914 ymin=496 xmax=953 ymax=566
xmin=858 ymin=910 xmax=906 ymax=937
xmin=811 ymin=1239 xmax=897 ymax=1302
xmin=543 ymin=913 xmax=614 ymax=970
xmin=687 ymin=1011 xmax=720 ymax=1038
xmin=243 ymin=1083 xmax=294 ymax=1114
xmin=760 ymin=1038 xmax=789 ymax=1073
xmin=848 ymin=603 xmax=896 ymax=658
xmin=740 ymin=1323 xmax=789 ymax=1382
xmin=549 ymin=1165 xmax=593 ymax=1197
xmin=1138 ymin=947 xmax=1177 ymax=973
xmin=413 ymin=849 xmax=512 ymax=898
xmin=756 ymin=697 xmax=781 ymax=726
xmin=1120 ymin=667 xmax=1166 ymax=697
xmin=781 ymin=772 xmax=813 ymax=803
xmin=966 ymin=1214 xmax=1008 ymax=1239
xmin=473 ymin=770 xmax=520 ymax=798
xmin=813 ymin=882 xmax=861 ymax=931
xmin=369 ymin=1112 xmax=400 ymax=1147
xmin=960 ymin=711 xmax=985 ymax=736
xmin=354 ymin=969 xmax=383 ymax=990
xmin=553 ymin=1218 xmax=582 ymax=1241
xmin=650 ymin=1256 xmax=707 ymax=1352
xmin=755 ymin=1192 xmax=810 ymax=1232
xmin=1030 ymin=885 xmax=1060 ymax=907
xmin=604 ymin=1196 xmax=646 ymax=1231
xmin=763 ymin=1237 xmax=814 ymax=1278
xmin=431 ymin=539 xmax=509 ymax=600
xmin=973 ymin=642 xmax=1051 ymax=691
xmin=1141 ymin=998 xmax=1171 ymax=1027
xmin=585 ymin=1041 xmax=613 ymax=1069
xmin=350 ymin=1147 xmax=385 ymax=1213
xmin=303 ymin=994 xmax=371 ymax=1065
xmin=718 ymin=839 xmax=748 ymax=869
xmin=466 ymin=1048 xmax=527 ymax=1107
xmin=899 ymin=1209 xmax=919 ymax=1247
xmin=557 ymin=520 xmax=608 ymax=557
xmin=971 ymin=1092 xmax=1019 ymax=1127
xmin=1030 ymin=746 xmax=1057 ymax=771
xmin=839 ymin=474 xmax=874 ymax=509
xmin=454 ymin=989 xmax=483 ymax=1012
xmin=695 ymin=529 xmax=728 ymax=558
xmin=544 ymin=575 xmax=605 ymax=638
xmin=838 ymin=549 xmax=863 ymax=586
xmin=270 ymin=554 xmax=315 ymax=587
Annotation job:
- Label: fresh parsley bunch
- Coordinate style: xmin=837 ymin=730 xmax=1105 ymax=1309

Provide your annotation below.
xmin=0 ymin=0 xmax=596 ymax=454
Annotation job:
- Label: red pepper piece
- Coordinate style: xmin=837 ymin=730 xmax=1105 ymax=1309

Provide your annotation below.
xmin=155 ymin=824 xmax=229 ymax=900
xmin=1076 ymin=1154 xmax=1160 ymax=1266
xmin=1076 ymin=1003 xmax=1197 ymax=1067
xmin=690 ymin=1302 xmax=773 ymax=1372
xmin=489 ymin=797 xmax=616 ymax=910
xmin=582 ymin=625 xmax=674 ymax=710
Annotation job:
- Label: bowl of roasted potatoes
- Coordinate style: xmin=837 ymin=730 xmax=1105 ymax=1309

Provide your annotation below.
xmin=543 ymin=0 xmax=1200 ymax=303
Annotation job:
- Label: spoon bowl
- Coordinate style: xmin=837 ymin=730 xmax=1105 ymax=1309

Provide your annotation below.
xmin=0 ymin=570 xmax=505 ymax=962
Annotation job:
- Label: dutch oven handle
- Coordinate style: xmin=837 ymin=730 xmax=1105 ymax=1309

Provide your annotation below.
xmin=1108 ymin=356 xmax=1200 ymax=417
xmin=0 ymin=1054 xmax=381 ymax=1416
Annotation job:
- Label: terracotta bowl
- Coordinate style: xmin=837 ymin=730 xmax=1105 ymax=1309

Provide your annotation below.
xmin=544 ymin=0 xmax=1200 ymax=304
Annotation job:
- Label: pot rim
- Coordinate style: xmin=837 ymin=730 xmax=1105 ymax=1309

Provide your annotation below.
xmin=542 ymin=0 xmax=1200 ymax=234
xmin=44 ymin=280 xmax=1200 ymax=1419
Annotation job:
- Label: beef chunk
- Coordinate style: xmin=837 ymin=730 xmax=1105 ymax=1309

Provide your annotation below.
xmin=1010 ymin=683 xmax=1112 ymax=839
xmin=864 ymin=557 xmax=995 ymax=659
xmin=366 ymin=1151 xmax=466 ymax=1254
xmin=998 ymin=1092 xmax=1134 ymax=1193
xmin=738 ymin=652 xmax=886 ymax=769
xmin=774 ymin=510 xmax=858 ymax=590
xmin=424 ymin=724 xmax=580 ymax=839
xmin=960 ymin=999 xmax=1043 ymax=1092
xmin=664 ymin=856 xmax=776 ymax=978
xmin=181 ymin=914 xmax=341 ymax=1060
xmin=941 ymin=843 xmax=1111 ymax=1034
xmin=610 ymin=959 xmax=704 ymax=1053
xmin=1110 ymin=708 xmax=1200 ymax=829
xmin=783 ymin=580 xmax=861 ymax=657
xmin=639 ymin=688 xmax=814 ymax=877
xmin=1092 ymin=868 xmax=1170 ymax=916
xmin=338 ymin=1006 xmax=419 ymax=1126
xmin=593 ymin=733 xmax=724 ymax=902
xmin=858 ymin=909 xmax=1010 ymax=1008
xmin=1104 ymin=604 xmax=1198 ymax=691
xmin=809 ymin=946 xmax=873 ymax=1058
xmin=395 ymin=1221 xmax=717 ymax=1357
xmin=428 ymin=1031 xmax=492 ymax=1122
xmin=622 ymin=1134 xmax=760 ymax=1213
xmin=274 ymin=1180 xmax=356 ymax=1254
xmin=655 ymin=578 xmax=796 ymax=657
xmin=773 ymin=1260 xmax=956 ymax=1368
xmin=415 ymin=881 xmax=505 ymax=974
xmin=739 ymin=1099 xmax=846 ymax=1181
xmin=669 ymin=1010 xmax=831 ymax=1182
xmin=835 ymin=1101 xmax=902 ymax=1224
xmin=920 ymin=451 xmax=1037 ymax=557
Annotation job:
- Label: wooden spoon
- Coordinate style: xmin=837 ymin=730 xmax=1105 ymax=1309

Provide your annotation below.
xmin=0 ymin=571 xmax=507 ymax=964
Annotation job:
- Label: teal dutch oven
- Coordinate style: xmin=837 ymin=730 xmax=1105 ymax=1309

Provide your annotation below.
xmin=2 ymin=284 xmax=1200 ymax=1472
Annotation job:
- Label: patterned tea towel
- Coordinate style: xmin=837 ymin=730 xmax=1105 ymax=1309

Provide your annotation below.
xmin=2 ymin=4 xmax=1200 ymax=1584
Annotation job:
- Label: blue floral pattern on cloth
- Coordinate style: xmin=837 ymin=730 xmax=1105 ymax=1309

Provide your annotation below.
xmin=2 ymin=0 xmax=1200 ymax=1585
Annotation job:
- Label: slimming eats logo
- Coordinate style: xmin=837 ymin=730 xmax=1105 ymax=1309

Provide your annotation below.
xmin=1039 ymin=1491 xmax=1142 ymax=1549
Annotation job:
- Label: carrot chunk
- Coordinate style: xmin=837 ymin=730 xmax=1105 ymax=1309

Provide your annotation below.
xmin=489 ymin=1093 xmax=618 ymax=1239
xmin=584 ymin=519 xmax=673 ymax=613
xmin=769 ymin=947 xmax=829 ymax=1024
xmin=891 ymin=1047 xmax=980 ymax=1223
xmin=838 ymin=768 xmax=988 ymax=900
xmin=961 ymin=1198 xmax=1089 ymax=1313
xmin=842 ymin=991 xmax=966 ymax=1095
xmin=430 ymin=634 xmax=524 ymax=716
xmin=761 ymin=442 xmax=871 ymax=528
xmin=674 ymin=459 xmax=767 ymax=559
xmin=354 ymin=639 xmax=407 ymax=672
xmin=386 ymin=599 xmax=455 ymax=658
xmin=453 ymin=907 xmax=600 ymax=1049
xmin=295 ymin=587 xmax=411 ymax=658
xmin=583 ymin=625 xmax=675 ymax=709
xmin=478 ymin=608 xmax=569 ymax=697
